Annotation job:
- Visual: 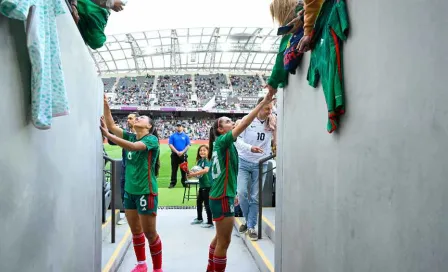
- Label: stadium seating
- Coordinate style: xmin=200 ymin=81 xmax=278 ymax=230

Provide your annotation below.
xmin=262 ymin=74 xmax=269 ymax=83
xmin=195 ymin=73 xmax=229 ymax=106
xmin=112 ymin=75 xmax=156 ymax=105
xmin=114 ymin=116 xmax=214 ymax=140
xmin=102 ymin=77 xmax=117 ymax=92
xmin=104 ymin=73 xmax=268 ymax=110
xmin=155 ymin=75 xmax=192 ymax=107
xmin=229 ymin=74 xmax=263 ymax=96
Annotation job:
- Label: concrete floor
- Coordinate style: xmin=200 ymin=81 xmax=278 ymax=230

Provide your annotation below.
xmin=118 ymin=209 xmax=260 ymax=272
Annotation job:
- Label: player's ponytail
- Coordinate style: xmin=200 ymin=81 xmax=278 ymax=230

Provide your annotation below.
xmin=149 ymin=118 xmax=161 ymax=177
xmin=208 ymin=119 xmax=219 ymax=161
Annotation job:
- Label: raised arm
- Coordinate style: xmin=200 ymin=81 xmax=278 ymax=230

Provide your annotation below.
xmin=103 ymin=95 xmax=124 ymax=138
xmin=231 ymin=91 xmax=275 ymax=139
xmin=100 ymin=117 xmax=147 ymax=152
xmin=234 ymin=118 xmax=264 ymax=154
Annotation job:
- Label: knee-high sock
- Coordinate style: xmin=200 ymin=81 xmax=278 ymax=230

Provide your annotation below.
xmin=149 ymin=235 xmax=162 ymax=269
xmin=207 ymin=244 xmax=215 ymax=271
xmin=213 ymin=255 xmax=227 ymax=272
xmin=132 ymin=233 xmax=146 ymax=263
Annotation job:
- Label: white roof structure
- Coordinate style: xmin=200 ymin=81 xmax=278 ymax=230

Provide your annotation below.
xmin=90 ymin=27 xmax=281 ymax=75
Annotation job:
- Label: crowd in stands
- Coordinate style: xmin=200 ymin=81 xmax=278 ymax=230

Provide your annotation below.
xmin=114 ymin=115 xmax=214 ymax=140
xmin=156 ymin=75 xmax=192 ymax=107
xmin=103 ymin=73 xmax=269 ymax=109
xmin=111 ymin=75 xmax=155 ymax=106
xmin=195 ymin=73 xmax=229 ymax=106
xmin=230 ymin=75 xmax=263 ymax=96
xmin=102 ymin=77 xmax=116 ymax=92
xmin=262 ymin=74 xmax=269 ymax=83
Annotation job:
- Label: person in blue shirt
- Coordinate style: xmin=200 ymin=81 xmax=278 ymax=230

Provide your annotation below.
xmin=168 ymin=121 xmax=191 ymax=188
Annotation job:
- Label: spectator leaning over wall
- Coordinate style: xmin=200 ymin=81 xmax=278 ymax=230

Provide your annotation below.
xmin=266 ymin=0 xmax=323 ymax=93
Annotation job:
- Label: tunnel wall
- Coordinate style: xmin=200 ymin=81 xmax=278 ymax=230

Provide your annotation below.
xmin=0 ymin=6 xmax=103 ymax=272
xmin=276 ymin=1 xmax=448 ymax=271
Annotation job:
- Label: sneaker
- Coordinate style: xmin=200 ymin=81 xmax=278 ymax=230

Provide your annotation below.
xmin=201 ymin=223 xmax=214 ymax=228
xmin=117 ymin=218 xmax=127 ymax=225
xmin=248 ymin=228 xmax=258 ymax=241
xmin=239 ymin=223 xmax=248 ymax=234
xmin=131 ymin=263 xmax=147 ymax=272
xmin=153 ymin=269 xmax=163 ymax=272
xmin=191 ymin=218 xmax=203 ymax=225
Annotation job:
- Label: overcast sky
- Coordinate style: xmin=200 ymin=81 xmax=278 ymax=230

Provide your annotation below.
xmin=105 ymin=0 xmax=275 ymax=35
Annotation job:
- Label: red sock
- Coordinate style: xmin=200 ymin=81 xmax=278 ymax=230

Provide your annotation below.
xmin=213 ymin=255 xmax=227 ymax=272
xmin=207 ymin=244 xmax=215 ymax=271
xmin=132 ymin=233 xmax=146 ymax=262
xmin=149 ymin=235 xmax=162 ymax=269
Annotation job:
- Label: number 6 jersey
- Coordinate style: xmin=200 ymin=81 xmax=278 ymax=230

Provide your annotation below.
xmin=209 ymin=131 xmax=239 ymax=199
xmin=236 ymin=117 xmax=274 ymax=163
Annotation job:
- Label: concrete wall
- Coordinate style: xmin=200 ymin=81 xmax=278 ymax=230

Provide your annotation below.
xmin=0 ymin=7 xmax=103 ymax=272
xmin=276 ymin=1 xmax=448 ymax=271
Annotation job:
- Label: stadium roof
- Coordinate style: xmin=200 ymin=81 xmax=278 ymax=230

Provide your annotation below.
xmin=89 ymin=27 xmax=281 ymax=75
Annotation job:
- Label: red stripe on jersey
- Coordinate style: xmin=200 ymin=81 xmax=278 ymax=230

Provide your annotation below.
xmin=330 ymin=29 xmax=342 ymax=80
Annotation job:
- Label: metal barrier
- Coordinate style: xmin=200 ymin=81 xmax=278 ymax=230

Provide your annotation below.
xmin=103 ymin=156 xmax=121 ymax=243
xmin=258 ymin=154 xmax=276 ymax=240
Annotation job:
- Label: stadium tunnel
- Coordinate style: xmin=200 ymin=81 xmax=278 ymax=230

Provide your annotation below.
xmin=1 ymin=0 xmax=448 ymax=272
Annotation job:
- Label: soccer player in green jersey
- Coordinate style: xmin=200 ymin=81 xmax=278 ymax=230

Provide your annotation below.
xmin=101 ymin=96 xmax=163 ymax=272
xmin=205 ymin=89 xmax=275 ymax=272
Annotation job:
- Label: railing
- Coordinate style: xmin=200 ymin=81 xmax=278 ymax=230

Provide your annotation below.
xmin=103 ymin=155 xmax=120 ymax=243
xmin=258 ymin=154 xmax=276 ymax=240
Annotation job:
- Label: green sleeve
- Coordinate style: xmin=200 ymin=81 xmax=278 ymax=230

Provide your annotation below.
xmin=267 ymin=34 xmax=291 ymax=89
xmin=217 ymin=131 xmax=235 ymax=149
xmin=204 ymin=159 xmax=211 ymax=168
xmin=140 ymin=135 xmax=159 ymax=151
xmin=123 ymin=129 xmax=131 ymax=141
xmin=331 ymin=1 xmax=349 ymax=40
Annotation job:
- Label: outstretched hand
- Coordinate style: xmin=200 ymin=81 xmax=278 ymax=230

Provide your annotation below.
xmin=99 ymin=116 xmax=109 ymax=138
xmin=112 ymin=0 xmax=125 ymax=12
xmin=103 ymin=94 xmax=110 ymax=107
xmin=261 ymin=87 xmax=276 ymax=105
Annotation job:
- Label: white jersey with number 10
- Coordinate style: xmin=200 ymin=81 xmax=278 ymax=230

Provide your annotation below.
xmin=236 ymin=117 xmax=273 ymax=163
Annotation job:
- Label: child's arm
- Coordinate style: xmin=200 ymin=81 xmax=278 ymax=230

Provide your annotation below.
xmin=188 ymin=167 xmax=209 ymax=177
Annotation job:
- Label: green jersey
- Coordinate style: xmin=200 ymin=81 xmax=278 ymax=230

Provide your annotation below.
xmin=123 ymin=130 xmax=159 ymax=195
xmin=197 ymin=158 xmax=211 ymax=188
xmin=307 ymin=0 xmax=349 ymax=133
xmin=209 ymin=131 xmax=239 ymax=199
